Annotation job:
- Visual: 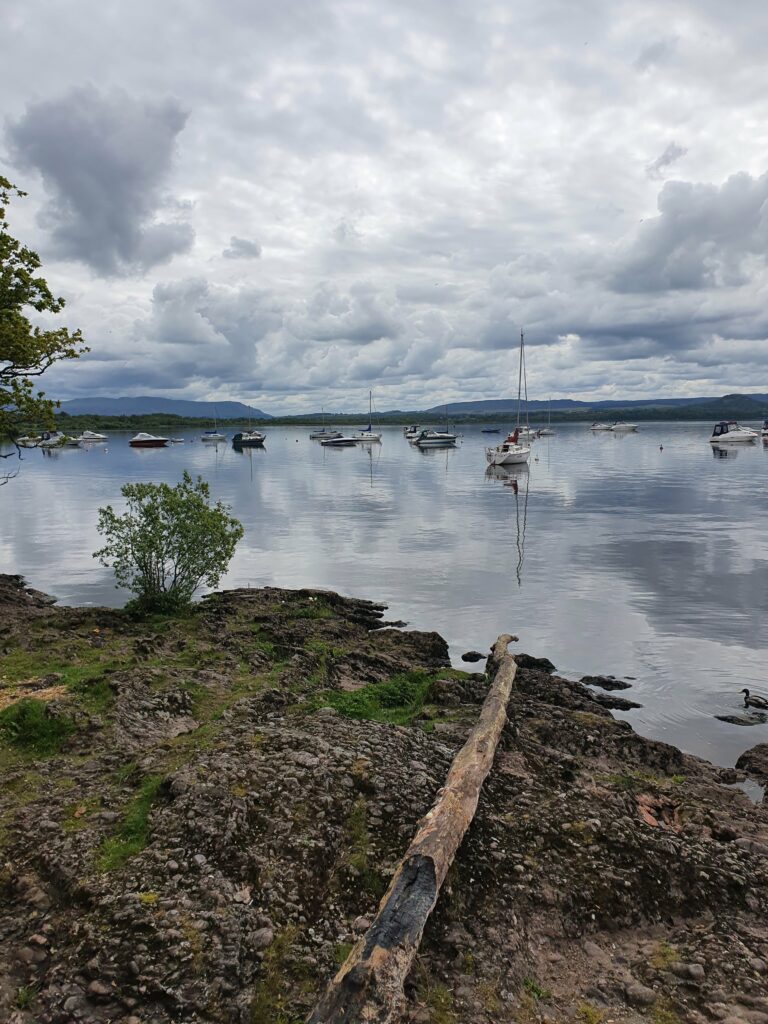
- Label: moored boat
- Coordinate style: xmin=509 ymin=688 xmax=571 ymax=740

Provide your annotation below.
xmin=589 ymin=422 xmax=612 ymax=431
xmin=201 ymin=430 xmax=226 ymax=443
xmin=610 ymin=421 xmax=638 ymax=432
xmin=232 ymin=430 xmax=265 ymax=447
xmin=129 ymin=433 xmax=169 ymax=448
xmin=413 ymin=429 xmax=457 ymax=448
xmin=709 ymin=421 xmax=758 ymax=444
xmin=319 ymin=435 xmax=358 ymax=447
xmin=485 ymin=329 xmax=532 ymax=467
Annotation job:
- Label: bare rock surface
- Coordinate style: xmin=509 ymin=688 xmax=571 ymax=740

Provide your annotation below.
xmin=0 ymin=576 xmax=766 ymax=1024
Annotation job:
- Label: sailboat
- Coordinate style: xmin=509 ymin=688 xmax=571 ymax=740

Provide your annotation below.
xmin=537 ymin=399 xmax=556 ymax=436
xmin=485 ymin=330 xmax=532 ymax=467
xmin=351 ymin=391 xmax=382 ymax=442
xmin=309 ymin=408 xmax=342 ymax=441
xmin=201 ymin=406 xmax=226 ymax=443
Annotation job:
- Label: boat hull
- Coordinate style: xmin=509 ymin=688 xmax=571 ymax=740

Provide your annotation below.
xmin=486 ymin=445 xmax=531 ymax=466
xmin=129 ymin=440 xmax=169 ymax=448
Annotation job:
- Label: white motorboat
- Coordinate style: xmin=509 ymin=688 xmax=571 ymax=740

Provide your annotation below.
xmin=129 ymin=433 xmax=169 ymax=448
xmin=404 ymin=424 xmax=421 ymax=439
xmin=485 ymin=329 xmax=532 ymax=467
xmin=352 ymin=390 xmax=382 ymax=441
xmin=79 ymin=430 xmax=107 ymax=442
xmin=413 ymin=429 xmax=457 ymax=448
xmin=610 ymin=421 xmax=638 ymax=432
xmin=320 ymin=435 xmax=358 ymax=447
xmin=589 ymin=422 xmax=612 ymax=431
xmin=201 ymin=430 xmax=226 ymax=443
xmin=761 ymin=419 xmax=768 ymax=438
xmin=516 ymin=425 xmax=537 ymax=440
xmin=709 ymin=420 xmax=759 ymax=444
xmin=16 ymin=430 xmax=66 ymax=448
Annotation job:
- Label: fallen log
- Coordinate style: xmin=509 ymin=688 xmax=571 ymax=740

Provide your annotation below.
xmin=308 ymin=633 xmax=517 ymax=1024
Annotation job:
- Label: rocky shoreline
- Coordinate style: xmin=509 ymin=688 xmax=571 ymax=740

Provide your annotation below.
xmin=1 ymin=574 xmax=767 ymax=1024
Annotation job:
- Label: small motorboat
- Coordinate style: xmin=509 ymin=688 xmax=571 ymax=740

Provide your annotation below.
xmin=761 ymin=418 xmax=768 ymax=438
xmin=79 ymin=430 xmax=108 ymax=442
xmin=709 ymin=421 xmax=758 ymax=444
xmin=17 ymin=430 xmax=67 ymax=448
xmin=403 ymin=424 xmax=421 ymax=439
xmin=610 ymin=422 xmax=638 ymax=432
xmin=536 ymin=427 xmax=555 ymax=436
xmin=129 ymin=432 xmax=169 ymax=448
xmin=589 ymin=422 xmax=612 ymax=431
xmin=516 ymin=425 xmax=537 ymax=440
xmin=485 ymin=431 xmax=531 ymax=466
xmin=319 ymin=435 xmax=358 ymax=447
xmin=413 ymin=429 xmax=457 ymax=448
xmin=201 ymin=430 xmax=226 ymax=443
xmin=232 ymin=430 xmax=265 ymax=447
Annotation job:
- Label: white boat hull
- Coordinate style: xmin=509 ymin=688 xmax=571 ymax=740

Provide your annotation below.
xmin=352 ymin=431 xmax=382 ymax=442
xmin=486 ymin=444 xmax=531 ymax=466
xmin=709 ymin=434 xmax=757 ymax=443
xmin=610 ymin=423 xmax=638 ymax=432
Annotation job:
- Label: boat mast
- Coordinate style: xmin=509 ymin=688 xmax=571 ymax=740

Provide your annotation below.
xmin=516 ymin=329 xmax=524 ymax=429
xmin=368 ymin=390 xmax=372 ymax=431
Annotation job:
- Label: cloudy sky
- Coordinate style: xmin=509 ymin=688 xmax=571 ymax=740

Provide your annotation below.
xmin=3 ymin=0 xmax=768 ymax=413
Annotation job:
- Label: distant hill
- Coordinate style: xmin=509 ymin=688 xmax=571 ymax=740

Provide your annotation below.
xmin=425 ymin=394 xmax=768 ymax=415
xmin=59 ymin=397 xmax=272 ymax=419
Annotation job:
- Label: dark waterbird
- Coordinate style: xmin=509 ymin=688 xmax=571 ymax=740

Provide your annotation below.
xmin=741 ymin=688 xmax=768 ymax=709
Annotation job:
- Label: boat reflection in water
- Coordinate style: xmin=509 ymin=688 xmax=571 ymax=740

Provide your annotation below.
xmin=485 ymin=463 xmax=530 ymax=585
xmin=711 ymin=444 xmax=740 ymax=459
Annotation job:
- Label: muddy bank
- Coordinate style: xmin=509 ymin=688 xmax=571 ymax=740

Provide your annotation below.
xmin=1 ymin=575 xmax=767 ymax=1024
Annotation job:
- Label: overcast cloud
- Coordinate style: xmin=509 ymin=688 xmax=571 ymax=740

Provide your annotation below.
xmin=2 ymin=0 xmax=768 ymax=411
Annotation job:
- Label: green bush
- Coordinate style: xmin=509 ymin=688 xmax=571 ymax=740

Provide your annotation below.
xmin=94 ymin=472 xmax=243 ymax=614
xmin=0 ymin=698 xmax=74 ymax=755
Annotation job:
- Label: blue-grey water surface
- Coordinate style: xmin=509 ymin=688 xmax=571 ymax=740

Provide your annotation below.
xmin=2 ymin=421 xmax=767 ymax=769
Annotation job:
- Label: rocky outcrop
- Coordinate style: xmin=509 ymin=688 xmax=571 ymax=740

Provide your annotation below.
xmin=0 ymin=578 xmax=766 ymax=1024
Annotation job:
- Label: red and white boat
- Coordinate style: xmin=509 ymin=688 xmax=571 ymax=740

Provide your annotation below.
xmin=129 ymin=432 xmax=169 ymax=448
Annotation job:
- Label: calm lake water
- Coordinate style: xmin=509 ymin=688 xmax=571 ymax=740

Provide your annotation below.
xmin=2 ymin=421 xmax=767 ymax=769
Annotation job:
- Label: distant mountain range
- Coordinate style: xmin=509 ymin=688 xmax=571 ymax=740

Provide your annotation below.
xmin=55 ymin=392 xmax=768 ymax=422
xmin=424 ymin=394 xmax=768 ymax=415
xmin=59 ymin=397 xmax=271 ymax=419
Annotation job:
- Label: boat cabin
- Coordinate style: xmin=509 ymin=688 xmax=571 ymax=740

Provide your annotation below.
xmin=711 ymin=420 xmax=739 ymax=438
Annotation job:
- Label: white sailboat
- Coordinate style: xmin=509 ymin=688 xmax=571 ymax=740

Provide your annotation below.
xmin=201 ymin=406 xmax=226 ymax=443
xmin=485 ymin=330 xmax=532 ymax=467
xmin=352 ymin=391 xmax=382 ymax=442
xmin=537 ymin=399 xmax=555 ymax=436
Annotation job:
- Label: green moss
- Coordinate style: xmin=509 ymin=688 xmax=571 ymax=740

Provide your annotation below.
xmin=651 ymin=998 xmax=681 ymax=1024
xmin=414 ymin=976 xmax=457 ymax=1024
xmin=577 ymin=1002 xmax=607 ymax=1024
xmin=600 ymin=771 xmax=686 ymax=792
xmin=334 ymin=941 xmax=354 ymax=965
xmin=311 ymin=671 xmax=433 ymax=726
xmin=0 ymin=698 xmax=75 ymax=755
xmin=97 ymin=774 xmax=163 ymax=871
xmin=250 ymin=927 xmax=306 ymax=1024
xmin=344 ymin=798 xmax=386 ymax=899
xmin=650 ymin=941 xmax=678 ymax=969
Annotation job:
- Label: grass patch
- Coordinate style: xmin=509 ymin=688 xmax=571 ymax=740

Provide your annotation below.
xmin=0 ymin=698 xmax=75 ymax=755
xmin=250 ymin=926 xmax=308 ymax=1024
xmin=334 ymin=941 xmax=354 ymax=965
xmin=344 ymin=798 xmax=386 ymax=899
xmin=16 ymin=985 xmax=37 ymax=1010
xmin=311 ymin=671 xmax=433 ymax=726
xmin=651 ymin=998 xmax=681 ymax=1024
xmin=522 ymin=977 xmax=551 ymax=1000
xmin=650 ymin=940 xmax=678 ymax=969
xmin=601 ymin=771 xmax=686 ymax=792
xmin=414 ymin=973 xmax=457 ymax=1024
xmin=97 ymin=774 xmax=163 ymax=871
xmin=577 ymin=1002 xmax=607 ymax=1024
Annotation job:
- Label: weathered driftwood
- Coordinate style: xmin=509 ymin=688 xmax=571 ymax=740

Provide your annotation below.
xmin=308 ymin=633 xmax=517 ymax=1024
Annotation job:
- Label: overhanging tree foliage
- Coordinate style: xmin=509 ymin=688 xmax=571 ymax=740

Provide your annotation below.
xmin=1 ymin=176 xmax=87 ymax=460
xmin=94 ymin=472 xmax=245 ymax=614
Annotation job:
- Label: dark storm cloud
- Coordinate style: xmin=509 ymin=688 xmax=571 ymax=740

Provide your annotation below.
xmin=222 ymin=236 xmax=262 ymax=260
xmin=610 ymin=171 xmax=768 ymax=293
xmin=7 ymin=86 xmax=194 ymax=276
xmin=646 ymin=142 xmax=688 ymax=180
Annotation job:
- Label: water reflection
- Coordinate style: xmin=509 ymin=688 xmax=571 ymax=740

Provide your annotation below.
xmin=486 ymin=464 xmax=530 ymax=585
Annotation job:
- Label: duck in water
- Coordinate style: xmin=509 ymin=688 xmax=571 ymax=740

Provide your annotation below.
xmin=741 ymin=688 xmax=768 ymax=709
